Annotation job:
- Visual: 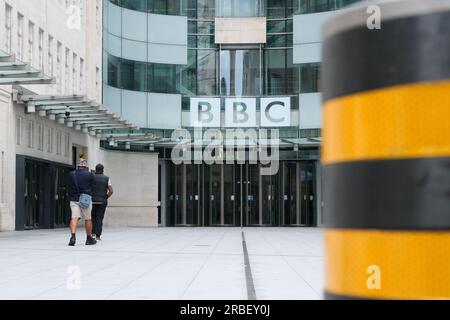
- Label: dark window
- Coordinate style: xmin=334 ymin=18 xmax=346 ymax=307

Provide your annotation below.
xmin=121 ymin=0 xmax=147 ymax=11
xmin=150 ymin=0 xmax=181 ymax=15
xmin=265 ymin=49 xmax=286 ymax=95
xmin=264 ymin=49 xmax=300 ymax=96
xmin=197 ymin=50 xmax=217 ymax=95
xmin=180 ymin=50 xmax=198 ymax=95
xmin=185 ymin=0 xmax=215 ymax=18
xmin=152 ymin=64 xmax=177 ymax=93
xmin=299 ymin=63 xmax=320 ymax=93
xmin=267 ymin=20 xmax=287 ymax=34
xmin=217 ymin=0 xmax=262 ymax=17
xmin=120 ymin=59 xmax=146 ymax=91
xmin=107 ymin=54 xmax=120 ymax=88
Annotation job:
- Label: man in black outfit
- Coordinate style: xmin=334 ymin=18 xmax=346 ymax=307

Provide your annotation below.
xmin=92 ymin=164 xmax=113 ymax=241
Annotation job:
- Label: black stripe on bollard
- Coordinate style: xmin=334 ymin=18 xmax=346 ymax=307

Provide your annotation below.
xmin=324 ymin=291 xmax=371 ymax=300
xmin=322 ymin=11 xmax=450 ymax=102
xmin=323 ymin=157 xmax=450 ymax=230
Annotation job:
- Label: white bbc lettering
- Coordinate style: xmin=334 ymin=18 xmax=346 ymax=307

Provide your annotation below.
xmin=225 ymin=98 xmax=256 ymax=128
xmin=190 ymin=98 xmax=291 ymax=128
xmin=260 ymin=97 xmax=291 ymax=127
xmin=190 ymin=98 xmax=221 ymax=128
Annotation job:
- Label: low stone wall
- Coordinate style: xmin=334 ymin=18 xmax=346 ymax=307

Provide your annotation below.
xmin=99 ymin=149 xmax=159 ymax=228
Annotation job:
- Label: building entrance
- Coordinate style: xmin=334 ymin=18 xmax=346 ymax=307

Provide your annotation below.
xmin=165 ymin=161 xmax=317 ymax=227
xmin=16 ymin=156 xmax=74 ymax=230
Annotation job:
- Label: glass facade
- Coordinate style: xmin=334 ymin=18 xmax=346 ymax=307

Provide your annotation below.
xmin=298 ymin=0 xmax=362 ymax=14
xmin=109 ymin=0 xmax=361 ymax=15
xmin=109 ymin=0 xmax=183 ymax=15
xmin=105 ymin=0 xmax=321 ymax=96
xmin=101 ymin=0 xmax=368 ymax=228
xmin=107 ymin=54 xmax=180 ymax=94
xmin=215 ymin=0 xmax=264 ymax=17
xmin=164 ymin=161 xmax=318 ymax=227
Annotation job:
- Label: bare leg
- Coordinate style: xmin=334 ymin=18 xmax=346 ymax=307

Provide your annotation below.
xmin=85 ymin=219 xmax=93 ymax=237
xmin=70 ymin=218 xmax=79 ymax=234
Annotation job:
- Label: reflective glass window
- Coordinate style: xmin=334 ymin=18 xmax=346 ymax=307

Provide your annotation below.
xmin=267 ymin=20 xmax=287 ymax=34
xmin=121 ymin=59 xmax=146 ymax=91
xmin=197 ymin=50 xmax=217 ymax=95
xmin=121 ymin=0 xmax=147 ymax=11
xmin=150 ymin=0 xmax=181 ymax=15
xmin=107 ymin=54 xmax=120 ymax=88
xmin=286 ymin=49 xmax=299 ymax=94
xmin=267 ymin=34 xmax=287 ymax=48
xmin=299 ymin=63 xmax=320 ymax=93
xmin=264 ymin=49 xmax=286 ymax=95
xmin=197 ymin=21 xmax=214 ymax=34
xmin=220 ymin=49 xmax=261 ymax=96
xmin=180 ymin=50 xmax=197 ymax=95
xmin=216 ymin=0 xmax=262 ymax=17
xmin=266 ymin=0 xmax=285 ymax=18
xmin=185 ymin=0 xmax=215 ymax=18
xmin=299 ymin=0 xmax=335 ymax=14
xmin=152 ymin=64 xmax=177 ymax=93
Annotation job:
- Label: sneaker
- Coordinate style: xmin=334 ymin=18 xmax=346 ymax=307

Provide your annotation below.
xmin=68 ymin=235 xmax=76 ymax=246
xmin=96 ymin=237 xmax=102 ymax=241
xmin=85 ymin=236 xmax=97 ymax=246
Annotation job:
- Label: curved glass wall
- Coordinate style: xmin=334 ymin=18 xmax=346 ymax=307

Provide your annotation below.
xmin=109 ymin=0 xmax=184 ymax=15
xmin=104 ymin=0 xmax=327 ymax=127
xmin=109 ymin=0 xmax=362 ymax=16
xmin=107 ymin=53 xmax=180 ymax=94
xmin=298 ymin=0 xmax=362 ymax=14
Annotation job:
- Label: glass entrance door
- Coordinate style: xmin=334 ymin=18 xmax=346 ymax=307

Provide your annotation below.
xmin=24 ymin=161 xmax=45 ymax=229
xmin=168 ymin=164 xmax=202 ymax=226
xmin=300 ymin=162 xmax=316 ymax=226
xmin=54 ymin=166 xmax=71 ymax=227
xmin=262 ymin=171 xmax=279 ymax=226
xmin=282 ymin=162 xmax=298 ymax=225
xmin=166 ymin=161 xmax=317 ymax=227
xmin=281 ymin=161 xmax=317 ymax=226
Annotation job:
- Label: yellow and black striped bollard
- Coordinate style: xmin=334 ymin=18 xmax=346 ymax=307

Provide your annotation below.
xmin=321 ymin=0 xmax=450 ymax=299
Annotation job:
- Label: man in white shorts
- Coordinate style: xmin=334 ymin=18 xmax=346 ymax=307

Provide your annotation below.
xmin=68 ymin=159 xmax=97 ymax=246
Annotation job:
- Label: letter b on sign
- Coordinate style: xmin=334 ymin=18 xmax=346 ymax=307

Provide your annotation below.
xmin=225 ymin=98 xmax=256 ymax=128
xmin=190 ymin=98 xmax=221 ymax=127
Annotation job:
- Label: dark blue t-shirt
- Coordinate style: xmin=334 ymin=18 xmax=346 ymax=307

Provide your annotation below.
xmin=68 ymin=169 xmax=95 ymax=202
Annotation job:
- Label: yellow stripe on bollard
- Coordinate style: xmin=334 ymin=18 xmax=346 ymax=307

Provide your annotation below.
xmin=322 ymin=80 xmax=450 ymax=165
xmin=325 ymin=229 xmax=450 ymax=300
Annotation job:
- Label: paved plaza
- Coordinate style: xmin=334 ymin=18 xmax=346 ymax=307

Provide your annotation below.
xmin=0 ymin=228 xmax=324 ymax=300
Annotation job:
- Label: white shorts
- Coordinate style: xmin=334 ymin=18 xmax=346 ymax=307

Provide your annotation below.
xmin=70 ymin=201 xmax=92 ymax=220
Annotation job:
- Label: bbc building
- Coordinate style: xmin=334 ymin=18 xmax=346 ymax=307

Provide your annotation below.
xmin=0 ymin=0 xmax=363 ymax=232
xmin=102 ymin=0 xmax=362 ymax=228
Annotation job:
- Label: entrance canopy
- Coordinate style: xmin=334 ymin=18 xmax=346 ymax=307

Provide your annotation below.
xmin=15 ymin=92 xmax=138 ymax=135
xmin=0 ymin=50 xmax=52 ymax=85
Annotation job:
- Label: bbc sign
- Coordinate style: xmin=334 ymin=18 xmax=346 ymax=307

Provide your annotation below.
xmin=190 ymin=97 xmax=291 ymax=128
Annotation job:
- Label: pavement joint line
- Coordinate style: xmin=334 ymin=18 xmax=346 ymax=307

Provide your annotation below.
xmin=179 ymin=228 xmax=229 ymax=299
xmin=242 ymin=230 xmax=257 ymax=301
xmin=256 ymin=228 xmax=321 ymax=299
